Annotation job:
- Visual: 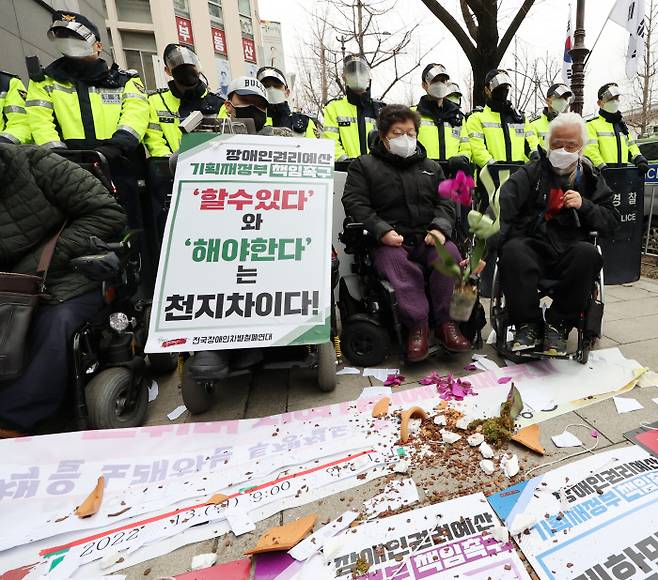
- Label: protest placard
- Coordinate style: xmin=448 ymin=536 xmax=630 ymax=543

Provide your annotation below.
xmin=488 ymin=446 xmax=658 ymax=579
xmin=146 ymin=133 xmax=334 ymax=353
xmin=295 ymin=492 xmax=531 ymax=578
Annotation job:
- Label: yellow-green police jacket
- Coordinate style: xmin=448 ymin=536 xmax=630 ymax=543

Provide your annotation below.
xmin=466 ymin=105 xmax=538 ymax=168
xmin=0 ymin=72 xmax=30 ymax=144
xmin=411 ymin=101 xmax=470 ymax=162
xmin=26 ymin=60 xmax=148 ymax=150
xmin=145 ymin=86 xmax=224 ymax=157
xmin=584 ymin=113 xmax=642 ymax=168
xmin=322 ymin=95 xmax=385 ymax=159
xmin=529 ymin=111 xmax=552 ymax=146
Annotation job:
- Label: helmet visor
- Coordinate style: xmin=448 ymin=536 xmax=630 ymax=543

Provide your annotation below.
xmin=165 ymin=46 xmax=200 ymax=70
xmin=48 ymin=20 xmax=96 ymax=43
xmin=489 ymin=71 xmax=513 ymax=91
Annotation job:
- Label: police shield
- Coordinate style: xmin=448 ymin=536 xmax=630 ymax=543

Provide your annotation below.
xmin=600 ymin=166 xmax=644 ymax=285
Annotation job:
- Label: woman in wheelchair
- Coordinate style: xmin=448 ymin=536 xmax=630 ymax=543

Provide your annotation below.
xmin=497 ymin=112 xmax=620 ymax=355
xmin=0 ymin=145 xmax=126 ymax=436
xmin=342 ymin=104 xmax=471 ymax=362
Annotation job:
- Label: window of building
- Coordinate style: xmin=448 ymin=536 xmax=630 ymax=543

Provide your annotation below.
xmin=238 ymin=0 xmax=251 ymax=16
xmin=121 ymin=31 xmax=157 ymax=89
xmin=173 ymin=0 xmax=190 ymax=17
xmin=116 ymin=0 xmax=152 ymax=23
xmin=208 ymin=0 xmax=223 ymax=25
xmin=240 ymin=15 xmax=253 ymax=37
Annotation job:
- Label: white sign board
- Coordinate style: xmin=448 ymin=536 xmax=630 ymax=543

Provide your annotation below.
xmin=146 ymin=133 xmax=334 ymax=353
xmin=488 ymin=446 xmax=658 ymax=579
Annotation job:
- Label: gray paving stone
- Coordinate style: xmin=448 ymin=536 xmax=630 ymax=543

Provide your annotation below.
xmin=601 ymin=313 xmax=658 ymax=344
xmin=619 ymin=338 xmax=658 ymax=369
xmin=575 ymin=385 xmax=658 ymax=444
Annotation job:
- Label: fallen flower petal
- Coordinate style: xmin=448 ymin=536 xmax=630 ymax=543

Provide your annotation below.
xmin=75 ymin=476 xmax=104 ymax=518
xmin=384 ymin=373 xmax=405 ymax=387
xmin=497 ymin=376 xmax=513 ymax=384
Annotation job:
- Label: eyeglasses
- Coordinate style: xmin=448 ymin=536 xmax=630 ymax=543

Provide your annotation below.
xmin=550 ymin=141 xmax=581 ymax=152
xmin=389 ymin=130 xmax=417 ymax=138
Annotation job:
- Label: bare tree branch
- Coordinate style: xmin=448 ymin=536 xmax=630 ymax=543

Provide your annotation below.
xmin=419 ymin=0 xmax=477 ymax=62
xmin=460 ymin=0 xmax=478 ymax=40
xmin=497 ymin=0 xmax=537 ymax=61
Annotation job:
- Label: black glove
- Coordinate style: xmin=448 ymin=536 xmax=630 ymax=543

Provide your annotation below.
xmin=529 ymin=149 xmax=540 ymax=161
xmin=636 ymin=159 xmax=650 ymax=174
xmin=447 ymin=155 xmax=471 ymax=177
xmin=95 ymin=144 xmax=123 ymax=162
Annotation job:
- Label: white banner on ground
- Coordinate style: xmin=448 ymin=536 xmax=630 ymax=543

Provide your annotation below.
xmin=0 ymin=349 xmax=644 ymax=576
xmin=146 ymin=133 xmax=334 ymax=353
xmin=297 ymin=492 xmax=531 ymax=579
xmin=488 ymin=446 xmax=658 ymax=580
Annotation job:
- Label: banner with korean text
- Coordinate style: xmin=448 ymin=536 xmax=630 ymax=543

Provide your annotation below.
xmin=146 ymin=133 xmax=334 ymax=353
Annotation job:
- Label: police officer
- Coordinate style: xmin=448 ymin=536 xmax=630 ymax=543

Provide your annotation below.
xmin=25 ymin=11 xmax=149 ymax=227
xmin=585 ymin=82 xmax=649 ymax=172
xmin=0 ymin=71 xmax=30 ymax=144
xmin=256 ymin=66 xmax=317 ymax=138
xmin=530 ymin=83 xmax=572 ymax=144
xmin=466 ymin=69 xmax=539 ymax=170
xmin=412 ymin=63 xmax=470 ymax=175
xmin=322 ymin=54 xmax=386 ymax=160
xmin=445 ymin=82 xmax=463 ymax=107
xmin=145 ymin=44 xmax=224 ymax=157
xmin=223 ymin=76 xmax=294 ymax=136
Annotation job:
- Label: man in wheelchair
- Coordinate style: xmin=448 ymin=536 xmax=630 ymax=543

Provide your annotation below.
xmin=497 ymin=113 xmax=620 ymax=355
xmin=0 ymin=145 xmax=126 ymax=436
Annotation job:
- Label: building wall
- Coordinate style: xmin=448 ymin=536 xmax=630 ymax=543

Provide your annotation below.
xmin=0 ymin=0 xmax=111 ymax=86
xmin=104 ymin=0 xmax=264 ymax=94
xmin=260 ymin=20 xmax=284 ymax=74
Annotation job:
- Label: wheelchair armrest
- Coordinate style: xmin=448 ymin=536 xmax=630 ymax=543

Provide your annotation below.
xmin=71 ymin=252 xmax=122 ymax=282
xmin=339 ymin=221 xmax=371 ymax=254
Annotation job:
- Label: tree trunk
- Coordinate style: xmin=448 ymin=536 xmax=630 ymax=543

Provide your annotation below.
xmin=471 ymin=49 xmax=501 ymax=106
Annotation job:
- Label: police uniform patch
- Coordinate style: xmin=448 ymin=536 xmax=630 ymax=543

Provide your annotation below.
xmin=101 ymin=91 xmax=122 ymax=105
xmin=18 ymin=89 xmax=27 ymax=100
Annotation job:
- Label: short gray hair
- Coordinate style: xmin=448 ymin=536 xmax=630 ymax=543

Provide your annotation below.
xmin=545 ymin=112 xmax=588 ymax=150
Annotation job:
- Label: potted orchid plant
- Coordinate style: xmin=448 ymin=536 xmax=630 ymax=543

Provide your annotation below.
xmin=429 ymin=170 xmax=501 ymax=321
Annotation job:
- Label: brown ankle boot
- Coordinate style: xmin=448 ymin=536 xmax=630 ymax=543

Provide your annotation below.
xmin=436 ymin=321 xmax=471 ymax=353
xmin=407 ymin=324 xmax=429 ymax=362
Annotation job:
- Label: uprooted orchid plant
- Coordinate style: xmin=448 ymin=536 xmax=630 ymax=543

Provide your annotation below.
xmin=430 ymin=169 xmax=501 ymax=288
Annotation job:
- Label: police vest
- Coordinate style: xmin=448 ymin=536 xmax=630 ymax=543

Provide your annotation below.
xmin=26 ymin=62 xmax=148 ymax=149
xmin=322 ymin=96 xmax=385 ymax=159
xmin=145 ymin=88 xmax=223 ymax=156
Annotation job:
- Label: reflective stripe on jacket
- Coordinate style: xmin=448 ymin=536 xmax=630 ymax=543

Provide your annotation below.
xmin=0 ymin=74 xmax=31 ymax=144
xmin=26 ymin=73 xmax=148 ymax=149
xmin=584 ymin=115 xmax=641 ymax=167
xmin=322 ymin=97 xmax=378 ymax=159
xmin=465 ymin=105 xmax=537 ymax=168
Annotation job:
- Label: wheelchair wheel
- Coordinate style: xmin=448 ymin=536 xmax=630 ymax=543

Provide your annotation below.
xmin=317 ymin=342 xmax=337 ymax=392
xmin=181 ymin=358 xmax=214 ymax=414
xmin=341 ymin=320 xmax=390 ymax=367
xmin=148 ymin=352 xmax=179 ymax=375
xmin=86 ymin=367 xmax=147 ymax=429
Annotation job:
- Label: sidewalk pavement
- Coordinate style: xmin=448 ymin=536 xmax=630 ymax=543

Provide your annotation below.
xmin=125 ymin=277 xmax=658 ymax=579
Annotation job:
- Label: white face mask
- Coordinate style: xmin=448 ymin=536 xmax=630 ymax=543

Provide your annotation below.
xmin=427 ymin=81 xmax=449 ymax=99
xmin=602 ymin=99 xmax=620 ymax=114
xmin=345 ymin=72 xmax=370 ymax=92
xmin=551 ymin=97 xmax=569 ymax=113
xmin=54 ymin=37 xmax=95 ymax=58
xmin=266 ymin=87 xmax=287 ymax=105
xmin=387 ymin=134 xmax=417 ymax=158
xmin=548 ymin=147 xmax=580 ymax=170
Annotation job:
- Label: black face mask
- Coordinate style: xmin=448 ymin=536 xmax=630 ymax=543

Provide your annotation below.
xmin=491 ymin=87 xmax=510 ymax=103
xmin=172 ymin=65 xmax=199 ymax=88
xmin=234 ymin=105 xmax=267 ymax=132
